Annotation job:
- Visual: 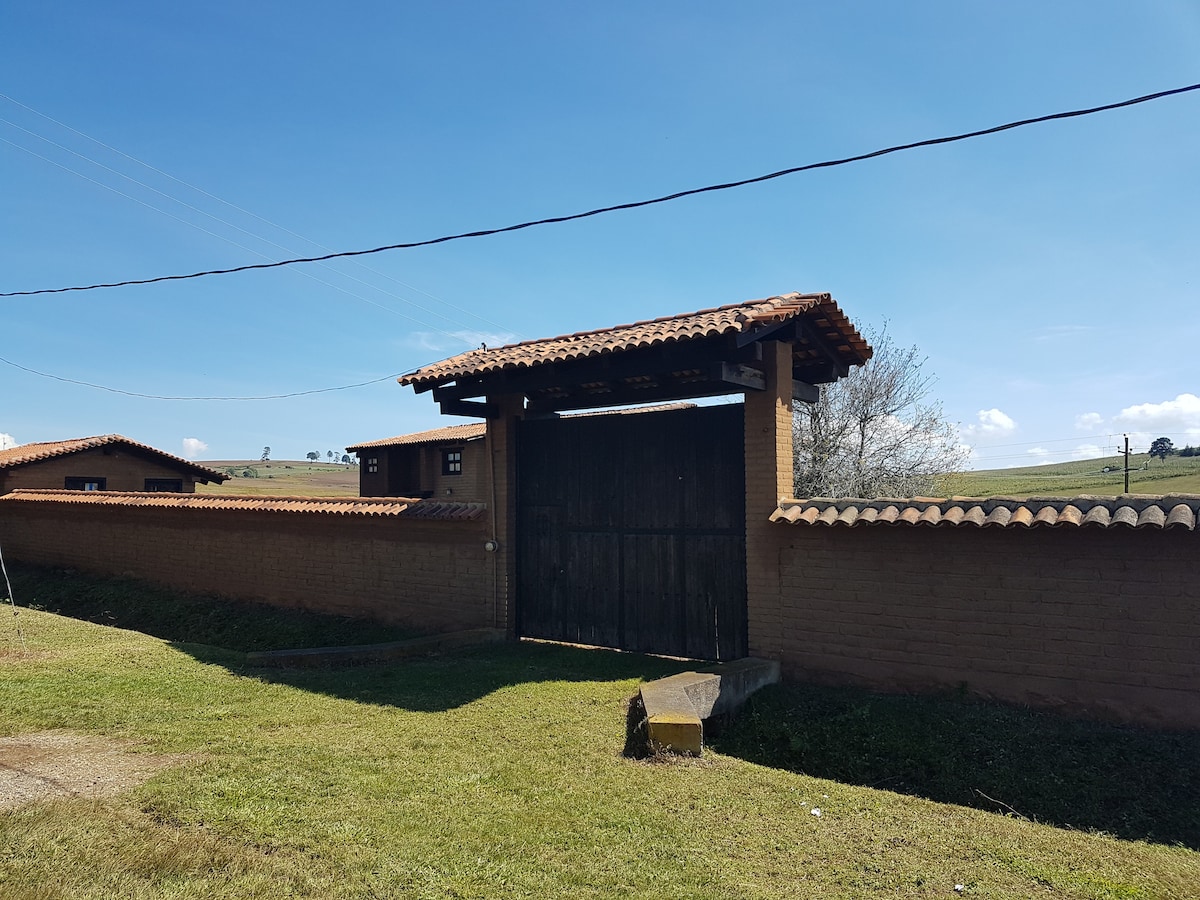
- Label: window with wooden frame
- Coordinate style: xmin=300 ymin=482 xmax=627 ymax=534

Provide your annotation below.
xmin=367 ymin=457 xmax=379 ymax=473
xmin=144 ymin=478 xmax=184 ymax=492
xmin=442 ymin=448 xmax=463 ymax=475
xmin=64 ymin=476 xmax=106 ymax=491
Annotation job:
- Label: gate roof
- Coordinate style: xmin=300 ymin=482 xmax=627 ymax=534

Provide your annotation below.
xmin=401 ymin=292 xmax=872 ymax=416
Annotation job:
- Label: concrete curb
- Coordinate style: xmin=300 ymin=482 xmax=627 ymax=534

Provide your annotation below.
xmin=639 ymin=657 xmax=781 ymax=755
xmin=244 ymin=627 xmax=506 ymax=668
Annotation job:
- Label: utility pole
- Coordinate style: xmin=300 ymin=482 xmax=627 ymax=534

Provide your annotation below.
xmin=1121 ymin=433 xmax=1130 ymax=493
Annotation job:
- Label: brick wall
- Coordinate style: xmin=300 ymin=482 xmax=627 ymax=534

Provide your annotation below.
xmin=765 ymin=524 xmax=1199 ymax=729
xmin=0 ymin=502 xmax=493 ymax=632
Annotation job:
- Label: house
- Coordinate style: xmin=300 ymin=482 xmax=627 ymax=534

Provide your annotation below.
xmin=346 ymin=423 xmax=488 ymax=501
xmin=0 ymin=434 xmax=229 ymax=495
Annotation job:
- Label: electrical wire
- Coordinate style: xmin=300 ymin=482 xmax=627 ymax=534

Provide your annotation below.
xmin=0 ymin=537 xmax=26 ymax=652
xmin=4 ymin=81 xmax=1197 ymax=298
xmin=0 ymin=353 xmax=408 ymax=401
xmin=0 ymin=92 xmax=521 ymax=338
xmin=0 ymin=130 xmax=502 ymax=344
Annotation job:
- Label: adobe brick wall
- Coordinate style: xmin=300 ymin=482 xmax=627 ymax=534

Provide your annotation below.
xmin=744 ymin=341 xmax=794 ymax=660
xmin=1 ymin=447 xmax=203 ymax=494
xmin=765 ymin=524 xmax=1199 ymax=729
xmin=0 ymin=502 xmax=493 ymax=632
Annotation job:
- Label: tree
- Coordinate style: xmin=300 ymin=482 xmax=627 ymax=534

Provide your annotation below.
xmin=261 ymin=446 xmax=271 ymax=462
xmin=327 ymin=450 xmax=334 ymax=463
xmin=792 ymin=323 xmax=966 ymax=498
xmin=341 ymin=454 xmax=352 ymax=465
xmin=306 ymin=451 xmax=320 ymax=461
xmin=1149 ymin=436 xmax=1175 ymax=463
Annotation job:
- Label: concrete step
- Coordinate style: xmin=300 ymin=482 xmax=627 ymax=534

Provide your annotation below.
xmin=638 ymin=657 xmax=780 ymax=755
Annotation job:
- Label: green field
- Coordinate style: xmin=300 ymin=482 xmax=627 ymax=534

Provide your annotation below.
xmin=2 ymin=573 xmax=1198 ymax=898
xmin=197 ymin=460 xmax=360 ymax=497
xmin=941 ymin=452 xmax=1200 ymax=499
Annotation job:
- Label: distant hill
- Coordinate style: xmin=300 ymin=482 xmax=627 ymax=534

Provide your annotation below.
xmin=196 ymin=460 xmax=359 ymax=497
xmin=940 ymin=452 xmax=1200 ymax=499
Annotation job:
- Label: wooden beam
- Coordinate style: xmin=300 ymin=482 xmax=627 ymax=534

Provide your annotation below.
xmin=792 ymin=380 xmax=820 ymax=404
xmin=438 ymin=398 xmax=496 ymax=418
xmin=713 ymin=362 xmax=766 ymax=391
xmin=526 ymin=381 xmax=740 ymax=414
xmin=796 ymin=319 xmax=850 ymax=379
xmin=734 ymin=317 xmax=798 ymax=348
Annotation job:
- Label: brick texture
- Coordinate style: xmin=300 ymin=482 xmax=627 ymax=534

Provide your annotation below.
xmin=744 ymin=341 xmax=794 ymax=660
xmin=765 ymin=524 xmax=1199 ymax=729
xmin=0 ymin=502 xmax=492 ymax=632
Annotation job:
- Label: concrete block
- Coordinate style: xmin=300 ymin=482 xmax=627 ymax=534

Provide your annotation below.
xmin=637 ymin=657 xmax=780 ymax=756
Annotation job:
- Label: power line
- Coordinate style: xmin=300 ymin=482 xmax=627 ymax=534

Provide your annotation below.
xmin=0 ymin=353 xmax=408 ymax=401
xmin=0 ymin=121 xmax=511 ymax=343
xmin=0 ymin=91 xmax=521 ymax=339
xmin=4 ymin=81 xmax=1197 ymax=299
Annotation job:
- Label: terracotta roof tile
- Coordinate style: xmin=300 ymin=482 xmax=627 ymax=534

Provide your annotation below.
xmin=399 ymin=292 xmax=871 ymax=389
xmin=0 ymin=490 xmax=485 ymax=520
xmin=770 ymin=495 xmax=1200 ymax=532
xmin=346 ymin=423 xmax=486 ymax=452
xmin=0 ymin=435 xmax=229 ymax=483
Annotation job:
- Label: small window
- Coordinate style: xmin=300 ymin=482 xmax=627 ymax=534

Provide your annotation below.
xmin=65 ymin=477 xmax=106 ymax=491
xmin=367 ymin=457 xmax=379 ymax=474
xmin=144 ymin=478 xmax=183 ymax=492
xmin=442 ymin=448 xmax=463 ymax=475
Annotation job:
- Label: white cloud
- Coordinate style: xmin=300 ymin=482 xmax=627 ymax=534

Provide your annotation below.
xmin=1114 ymin=393 xmax=1200 ymax=440
xmin=1074 ymin=412 xmax=1104 ymax=431
xmin=181 ymin=438 xmax=208 ymax=459
xmin=1027 ymin=447 xmax=1050 ymax=458
xmin=961 ymin=408 xmax=1016 ymax=440
xmin=0 ymin=433 xmax=15 ymax=450
xmin=1072 ymin=444 xmax=1106 ymax=461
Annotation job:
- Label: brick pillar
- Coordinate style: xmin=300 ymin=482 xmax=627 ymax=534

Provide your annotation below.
xmin=486 ymin=393 xmax=525 ymax=637
xmin=744 ymin=341 xmax=793 ymax=659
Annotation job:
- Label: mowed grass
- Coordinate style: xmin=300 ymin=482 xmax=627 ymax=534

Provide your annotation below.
xmin=196 ymin=460 xmax=360 ymax=497
xmin=6 ymin=563 xmax=420 ymax=652
xmin=2 ymin=607 xmax=1198 ymax=898
xmin=941 ymin=453 xmax=1200 ymax=499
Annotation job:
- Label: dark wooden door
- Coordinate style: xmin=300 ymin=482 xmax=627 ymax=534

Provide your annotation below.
xmin=516 ymin=404 xmax=746 ymax=660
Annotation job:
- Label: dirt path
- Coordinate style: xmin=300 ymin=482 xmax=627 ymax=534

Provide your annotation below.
xmin=0 ymin=731 xmax=190 ymax=808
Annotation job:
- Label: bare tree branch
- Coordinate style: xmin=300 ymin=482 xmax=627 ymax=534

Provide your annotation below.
xmin=793 ymin=323 xmax=966 ymax=498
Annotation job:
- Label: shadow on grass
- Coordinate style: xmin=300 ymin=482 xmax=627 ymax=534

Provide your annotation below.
xmin=8 ymin=563 xmax=421 ymax=652
xmin=187 ymin=638 xmax=689 ymax=713
xmin=9 ymin=562 xmax=688 ymax=713
xmin=710 ymin=681 xmax=1200 ymax=849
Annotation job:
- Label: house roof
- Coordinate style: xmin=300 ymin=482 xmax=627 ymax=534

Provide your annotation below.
xmin=0 ymin=489 xmax=485 ymax=520
xmin=770 ymin=495 xmax=1200 ymax=531
xmin=399 ymin=292 xmax=871 ymax=392
xmin=0 ymin=435 xmax=229 ymax=483
xmin=346 ymin=422 xmax=487 ymax=452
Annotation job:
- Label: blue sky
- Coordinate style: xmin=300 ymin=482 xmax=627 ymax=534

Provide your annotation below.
xmin=2 ymin=2 xmax=1198 ymax=470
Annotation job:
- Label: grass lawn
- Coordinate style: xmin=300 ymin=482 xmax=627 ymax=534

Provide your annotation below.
xmin=2 ymin=588 xmax=1198 ymax=897
xmin=196 ymin=461 xmax=360 ymax=497
xmin=943 ymin=453 xmax=1200 ymax=499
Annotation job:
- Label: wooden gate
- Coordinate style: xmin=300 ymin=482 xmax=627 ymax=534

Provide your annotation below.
xmin=516 ymin=404 xmax=746 ymax=660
